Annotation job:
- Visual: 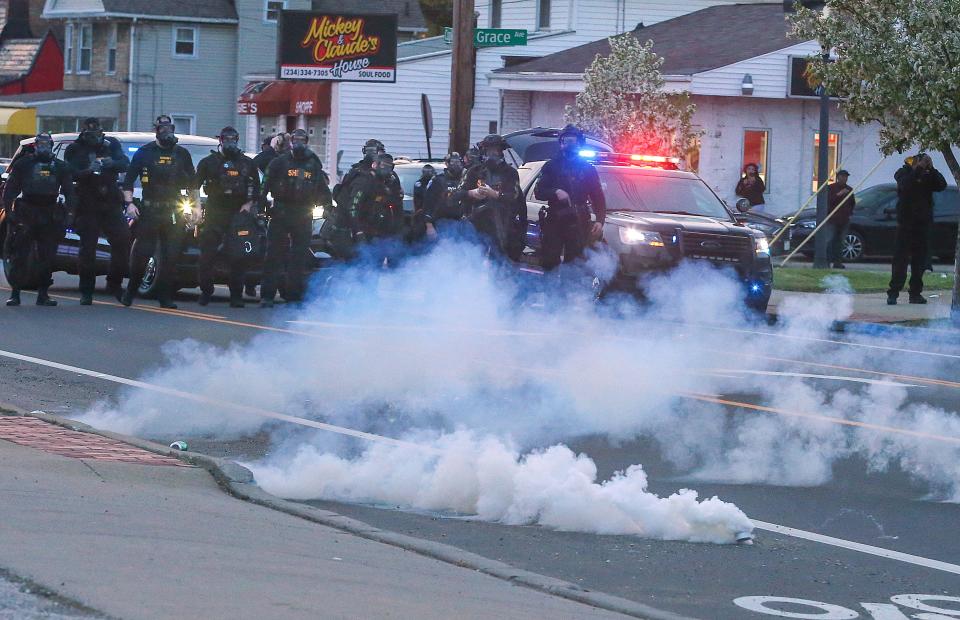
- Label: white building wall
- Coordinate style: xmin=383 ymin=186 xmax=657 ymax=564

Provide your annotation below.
xmin=520 ymin=91 xmax=950 ymax=218
xmin=691 ymin=41 xmax=822 ymax=98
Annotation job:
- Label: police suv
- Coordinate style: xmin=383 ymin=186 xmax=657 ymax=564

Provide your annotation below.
xmin=521 ymin=151 xmax=774 ymax=312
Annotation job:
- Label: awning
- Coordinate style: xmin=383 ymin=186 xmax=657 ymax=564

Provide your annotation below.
xmin=237 ymin=81 xmax=331 ymax=116
xmin=0 ymin=107 xmax=36 ymax=135
xmin=237 ymin=81 xmax=292 ymax=116
xmin=288 ymin=82 xmax=331 ymax=116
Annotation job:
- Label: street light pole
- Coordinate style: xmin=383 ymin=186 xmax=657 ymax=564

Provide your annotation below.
xmin=814 ymin=49 xmax=831 ymax=269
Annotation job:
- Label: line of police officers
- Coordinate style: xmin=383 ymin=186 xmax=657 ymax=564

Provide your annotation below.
xmin=2 ymin=121 xmax=604 ymax=308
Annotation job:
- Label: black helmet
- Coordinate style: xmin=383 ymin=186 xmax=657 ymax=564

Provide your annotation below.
xmin=34 ymin=132 xmax=54 ymax=162
xmin=154 ymin=114 xmax=174 ymax=130
xmin=154 ymin=114 xmax=177 ymax=147
xmin=79 ymin=117 xmax=105 ymax=147
xmin=290 ymin=128 xmax=310 ymax=158
xmin=558 ymin=124 xmax=585 ymax=146
xmin=478 ymin=134 xmax=508 ymax=152
xmin=363 ymin=138 xmax=385 ymax=154
xmin=219 ymin=126 xmax=241 ymax=157
xmin=464 ymin=147 xmax=481 ymax=166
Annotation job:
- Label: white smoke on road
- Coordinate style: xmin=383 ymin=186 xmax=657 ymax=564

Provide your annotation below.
xmin=80 ymin=237 xmax=960 ymax=541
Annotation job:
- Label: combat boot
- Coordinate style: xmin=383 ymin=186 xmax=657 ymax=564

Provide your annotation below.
xmin=80 ymin=292 xmax=94 ymax=305
xmin=6 ymin=290 xmax=20 ymax=306
xmin=35 ymin=289 xmax=57 ymax=306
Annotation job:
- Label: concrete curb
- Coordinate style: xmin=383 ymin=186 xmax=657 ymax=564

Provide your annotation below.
xmin=1 ymin=406 xmax=695 ymax=620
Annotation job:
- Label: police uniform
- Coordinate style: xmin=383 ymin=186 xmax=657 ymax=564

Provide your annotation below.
xmin=64 ymin=135 xmax=130 ymax=299
xmin=461 ymin=160 xmax=524 ymax=258
xmin=534 ymin=154 xmax=606 ymax=270
xmin=423 ymin=170 xmax=468 ymax=235
xmin=346 ymin=172 xmax=404 ymax=240
xmin=260 ymin=150 xmax=330 ymax=302
xmin=195 ymin=151 xmax=260 ymax=303
xmin=2 ymin=153 xmax=75 ymax=301
xmin=123 ymin=141 xmax=196 ymax=304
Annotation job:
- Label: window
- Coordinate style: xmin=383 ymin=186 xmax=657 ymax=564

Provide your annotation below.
xmin=171 ymin=115 xmax=195 ymax=135
xmin=107 ymin=24 xmax=118 ymax=74
xmin=490 ymin=0 xmax=502 ymax=28
xmin=77 ymin=24 xmax=92 ymax=73
xmin=264 ymin=0 xmax=286 ymax=22
xmin=537 ymin=0 xmax=551 ymax=30
xmin=742 ymin=129 xmax=770 ymax=189
xmin=811 ymin=132 xmax=841 ymax=192
xmin=64 ymin=23 xmax=74 ymax=74
xmin=173 ymin=26 xmax=197 ymax=58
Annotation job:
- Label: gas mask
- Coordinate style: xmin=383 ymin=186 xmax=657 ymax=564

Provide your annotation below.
xmin=375 ymin=163 xmax=394 ymax=179
xmin=421 ymin=166 xmax=436 ymax=182
xmin=483 ymin=149 xmax=503 ymax=168
xmin=220 ymin=136 xmax=241 ymax=158
xmin=560 ymin=136 xmax=580 ymax=159
xmin=156 ymin=125 xmax=178 ymax=148
xmin=80 ymin=129 xmax=104 ymax=148
xmin=447 ymin=157 xmax=464 ymax=178
xmin=35 ymin=137 xmax=54 ymax=163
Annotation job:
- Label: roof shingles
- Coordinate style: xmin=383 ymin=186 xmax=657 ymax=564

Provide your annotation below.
xmin=495 ymin=3 xmax=798 ymax=77
xmin=100 ymin=0 xmax=237 ymax=20
xmin=0 ymin=38 xmax=41 ymax=82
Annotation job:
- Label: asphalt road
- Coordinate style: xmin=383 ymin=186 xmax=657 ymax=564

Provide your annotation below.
xmin=1 ymin=270 xmax=959 ymax=620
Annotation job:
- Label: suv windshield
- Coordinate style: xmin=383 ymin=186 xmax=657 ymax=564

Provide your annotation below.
xmin=599 ymin=168 xmax=732 ymax=220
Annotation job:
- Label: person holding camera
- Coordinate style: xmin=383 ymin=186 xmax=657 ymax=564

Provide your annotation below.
xmin=887 ymin=153 xmax=946 ymax=305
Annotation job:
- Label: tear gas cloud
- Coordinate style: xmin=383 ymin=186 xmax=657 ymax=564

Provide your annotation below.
xmin=81 ymin=238 xmax=960 ymax=543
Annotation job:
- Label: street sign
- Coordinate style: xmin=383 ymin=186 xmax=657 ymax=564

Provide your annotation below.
xmin=443 ymin=27 xmax=453 ymax=44
xmin=474 ymin=28 xmax=528 ymax=48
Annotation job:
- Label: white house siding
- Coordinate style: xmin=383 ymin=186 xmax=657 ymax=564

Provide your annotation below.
xmin=529 ymin=91 xmax=574 ymax=128
xmin=501 ymin=90 xmax=532 ymax=133
xmin=690 ymin=41 xmax=822 ymax=98
xmin=131 ymin=22 xmax=238 ymax=138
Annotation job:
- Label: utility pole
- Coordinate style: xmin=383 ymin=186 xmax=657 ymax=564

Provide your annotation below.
xmin=449 ymin=0 xmax=476 ymax=153
xmin=814 ymin=53 xmax=831 ymax=269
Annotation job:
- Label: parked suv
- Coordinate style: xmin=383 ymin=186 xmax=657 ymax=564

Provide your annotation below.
xmin=520 ymin=153 xmax=773 ymax=311
xmin=0 ymin=132 xmax=328 ymax=295
xmin=789 ymin=183 xmax=959 ymax=262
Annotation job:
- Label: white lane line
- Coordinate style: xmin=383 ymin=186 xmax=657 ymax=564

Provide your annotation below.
xmin=685 ymin=323 xmax=960 ymax=360
xmin=752 ymin=520 xmax=960 ymax=576
xmin=4 ymin=346 xmax=959 ymax=575
xmin=714 ymin=369 xmax=921 ymax=388
xmin=0 ymin=348 xmax=419 ymax=450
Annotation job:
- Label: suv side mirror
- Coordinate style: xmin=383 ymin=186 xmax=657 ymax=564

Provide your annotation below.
xmin=736 ymin=198 xmax=752 ymax=213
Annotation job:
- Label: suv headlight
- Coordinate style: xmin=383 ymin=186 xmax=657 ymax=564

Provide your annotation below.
xmin=619 ymin=227 xmax=664 ymax=247
xmin=754 ymin=236 xmax=770 ymax=257
xmin=312 ymin=205 xmax=325 ymax=219
xmin=179 ymin=198 xmax=195 ymax=216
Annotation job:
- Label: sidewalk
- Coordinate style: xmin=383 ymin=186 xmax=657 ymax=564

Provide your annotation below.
xmin=0 ymin=417 xmax=627 ymax=620
xmin=769 ymin=289 xmax=954 ymax=324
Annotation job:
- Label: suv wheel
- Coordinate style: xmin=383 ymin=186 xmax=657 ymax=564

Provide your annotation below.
xmin=841 ymin=231 xmax=865 ymax=262
xmin=137 ymin=250 xmax=180 ymax=299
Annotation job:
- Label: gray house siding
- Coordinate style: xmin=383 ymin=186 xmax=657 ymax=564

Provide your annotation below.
xmin=130 ymin=21 xmax=238 ymax=137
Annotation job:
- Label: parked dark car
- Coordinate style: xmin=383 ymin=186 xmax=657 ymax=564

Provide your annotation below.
xmin=0 ymin=132 xmax=328 ymax=295
xmin=504 ymin=127 xmax=613 ymax=165
xmin=520 ymin=153 xmax=773 ymax=312
xmin=789 ymin=183 xmax=959 ymax=262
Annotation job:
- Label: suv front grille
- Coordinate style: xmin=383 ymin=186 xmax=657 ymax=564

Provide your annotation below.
xmin=681 ymin=232 xmax=752 ymax=263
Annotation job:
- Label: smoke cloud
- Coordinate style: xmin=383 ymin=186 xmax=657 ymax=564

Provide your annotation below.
xmin=79 ymin=237 xmax=960 ymax=544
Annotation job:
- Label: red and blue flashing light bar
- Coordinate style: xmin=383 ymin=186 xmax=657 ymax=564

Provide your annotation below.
xmin=578 ymin=150 xmax=682 ymax=169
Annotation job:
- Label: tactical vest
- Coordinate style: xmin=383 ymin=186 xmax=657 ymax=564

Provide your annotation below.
xmin=273 ymin=157 xmax=323 ymax=205
xmin=22 ymin=161 xmax=61 ymax=199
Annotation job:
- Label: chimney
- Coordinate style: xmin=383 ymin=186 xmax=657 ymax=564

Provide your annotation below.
xmin=1 ymin=0 xmax=34 ymax=41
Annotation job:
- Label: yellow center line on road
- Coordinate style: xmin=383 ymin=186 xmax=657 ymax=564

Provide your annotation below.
xmin=682 ymin=391 xmax=960 ymax=446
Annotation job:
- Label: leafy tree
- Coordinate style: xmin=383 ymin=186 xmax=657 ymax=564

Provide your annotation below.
xmin=565 ymin=35 xmax=700 ymax=160
xmin=792 ymin=0 xmax=960 ymax=320
xmin=419 ymin=0 xmax=453 ymax=36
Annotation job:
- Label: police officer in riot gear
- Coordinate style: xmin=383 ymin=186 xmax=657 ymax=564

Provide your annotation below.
xmin=122 ymin=114 xmax=196 ymax=309
xmin=194 ymin=126 xmax=260 ymax=307
xmin=344 ymin=153 xmax=405 ymax=253
xmin=462 ymin=134 xmax=524 ymax=258
xmin=408 ymin=164 xmax=436 ymax=242
xmin=534 ymin=125 xmax=606 ymax=270
xmin=3 ymin=132 xmax=76 ymax=306
xmin=463 ymin=147 xmax=482 ymax=171
xmin=64 ymin=117 xmax=130 ymax=305
xmin=259 ymin=128 xmax=331 ymax=307
xmin=333 ymin=138 xmax=384 ymax=207
xmin=423 ymin=152 xmax=468 ymax=236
